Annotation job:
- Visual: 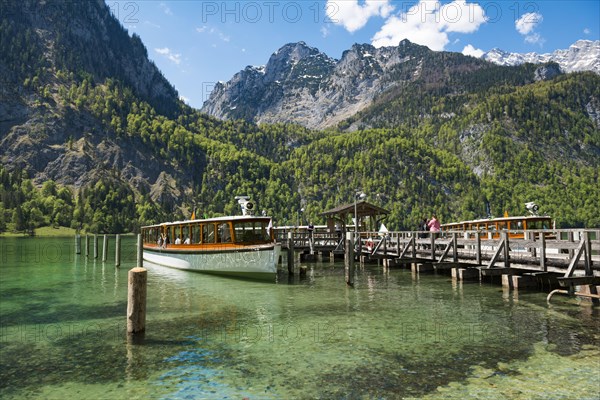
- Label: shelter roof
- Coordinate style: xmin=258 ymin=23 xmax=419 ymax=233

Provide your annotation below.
xmin=320 ymin=200 xmax=390 ymax=219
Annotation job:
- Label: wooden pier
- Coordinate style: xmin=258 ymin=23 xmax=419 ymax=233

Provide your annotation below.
xmin=274 ymin=227 xmax=600 ymax=302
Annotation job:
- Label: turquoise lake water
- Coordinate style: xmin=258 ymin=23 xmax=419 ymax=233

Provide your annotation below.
xmin=1 ymin=237 xmax=599 ymax=399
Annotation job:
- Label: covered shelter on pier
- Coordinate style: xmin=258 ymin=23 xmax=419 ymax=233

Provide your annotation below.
xmin=320 ymin=200 xmax=390 ymax=234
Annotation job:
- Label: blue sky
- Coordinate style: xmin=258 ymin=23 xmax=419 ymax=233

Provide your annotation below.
xmin=106 ymin=1 xmax=600 ymax=109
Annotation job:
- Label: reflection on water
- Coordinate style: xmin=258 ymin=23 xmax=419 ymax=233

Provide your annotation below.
xmin=1 ymin=237 xmax=599 ymax=399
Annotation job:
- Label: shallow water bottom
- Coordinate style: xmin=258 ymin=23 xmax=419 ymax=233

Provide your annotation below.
xmin=1 ymin=237 xmax=599 ymax=399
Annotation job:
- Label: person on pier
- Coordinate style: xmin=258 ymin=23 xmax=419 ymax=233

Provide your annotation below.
xmin=419 ymin=218 xmax=428 ymax=238
xmin=428 ymin=215 xmax=441 ymax=233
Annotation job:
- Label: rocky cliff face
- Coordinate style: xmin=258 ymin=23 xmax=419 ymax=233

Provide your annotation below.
xmin=0 ymin=0 xmax=185 ymax=197
xmin=202 ymin=40 xmax=434 ymax=129
xmin=202 ymin=39 xmax=599 ymax=129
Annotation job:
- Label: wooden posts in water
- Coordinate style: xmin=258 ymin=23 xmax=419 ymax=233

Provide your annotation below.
xmin=77 ymin=234 xmax=121 ymax=268
xmin=93 ymin=234 xmax=99 ymax=259
xmin=75 ymin=234 xmax=81 ymax=255
xmin=136 ymin=233 xmax=143 ymax=268
xmin=102 ymin=235 xmax=109 ymax=262
xmin=127 ymin=267 xmax=147 ymax=335
xmin=128 ymin=234 xmax=147 ymax=337
xmin=115 ymin=234 xmax=121 ymax=267
xmin=345 ymin=231 xmax=355 ymax=286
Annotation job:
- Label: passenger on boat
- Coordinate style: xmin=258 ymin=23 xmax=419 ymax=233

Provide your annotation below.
xmin=175 ymin=236 xmax=182 ymax=245
xmin=184 ymin=236 xmax=190 ymax=245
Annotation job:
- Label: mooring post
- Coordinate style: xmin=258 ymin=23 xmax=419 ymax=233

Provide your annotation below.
xmin=430 ymin=232 xmax=436 ymax=261
xmin=136 ymin=233 xmax=143 ymax=268
xmin=287 ymin=232 xmax=295 ymax=275
xmin=115 ymin=234 xmax=121 ymax=268
xmin=93 ymin=234 xmax=99 ymax=259
xmin=102 ymin=235 xmax=109 ymax=262
xmin=127 ymin=267 xmax=147 ymax=335
xmin=476 ymin=233 xmax=482 ymax=265
xmin=85 ymin=235 xmax=90 ymax=257
xmin=346 ymin=231 xmax=355 ymax=285
xmin=75 ymin=234 xmax=81 ymax=255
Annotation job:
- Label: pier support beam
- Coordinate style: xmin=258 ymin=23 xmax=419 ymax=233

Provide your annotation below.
xmin=452 ymin=268 xmax=479 ymax=281
xmin=502 ymin=274 xmax=514 ymax=289
xmin=287 ymin=232 xmax=295 ymax=275
xmin=413 ymin=263 xmax=434 ymax=273
xmin=512 ymin=275 xmax=538 ymax=289
xmin=383 ymin=258 xmax=396 ymax=268
xmin=345 ymin=232 xmax=355 ymax=286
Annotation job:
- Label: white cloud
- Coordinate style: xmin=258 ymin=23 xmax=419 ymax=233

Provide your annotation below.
xmin=515 ymin=12 xmax=544 ymax=46
xmin=371 ymin=0 xmax=487 ymax=51
xmin=326 ymin=0 xmax=394 ymax=32
xmin=372 ymin=14 xmax=449 ymax=50
xmin=524 ymin=32 xmax=545 ymax=45
xmin=196 ymin=26 xmax=230 ymax=43
xmin=159 ymin=3 xmax=173 ymax=16
xmin=515 ymin=12 xmax=542 ymax=35
xmin=144 ymin=21 xmax=161 ymax=29
xmin=583 ymin=28 xmax=591 ymax=35
xmin=155 ymin=47 xmax=182 ymax=64
xmin=179 ymin=95 xmax=190 ymax=104
xmin=462 ymin=44 xmax=484 ymax=58
xmin=441 ymin=0 xmax=486 ymax=33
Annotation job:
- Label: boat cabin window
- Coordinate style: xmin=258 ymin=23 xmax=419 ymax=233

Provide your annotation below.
xmin=218 ymin=222 xmax=232 ymax=243
xmin=527 ymin=219 xmax=551 ymax=230
xmin=203 ymin=223 xmax=215 ymax=244
xmin=192 ymin=224 xmax=200 ymax=243
xmin=233 ymin=221 xmax=271 ymax=243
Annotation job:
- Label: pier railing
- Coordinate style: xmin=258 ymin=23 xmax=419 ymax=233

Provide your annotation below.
xmin=274 ymin=227 xmax=600 ymax=278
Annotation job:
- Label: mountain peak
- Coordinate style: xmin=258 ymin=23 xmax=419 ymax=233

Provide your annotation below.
xmin=201 ymin=39 xmax=598 ymax=129
xmin=483 ymin=40 xmax=599 ymax=74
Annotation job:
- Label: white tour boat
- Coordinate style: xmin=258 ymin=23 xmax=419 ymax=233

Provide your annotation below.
xmin=141 ymin=197 xmax=281 ymax=280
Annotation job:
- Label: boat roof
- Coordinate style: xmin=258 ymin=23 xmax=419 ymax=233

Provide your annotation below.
xmin=142 ymin=215 xmax=272 ymax=229
xmin=441 ymin=215 xmax=552 ymax=226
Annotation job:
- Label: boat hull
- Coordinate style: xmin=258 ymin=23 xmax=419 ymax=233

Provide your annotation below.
xmin=143 ymin=244 xmax=281 ymax=281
